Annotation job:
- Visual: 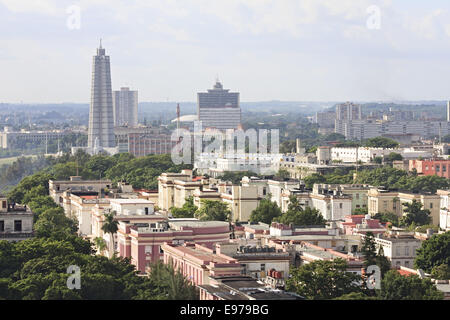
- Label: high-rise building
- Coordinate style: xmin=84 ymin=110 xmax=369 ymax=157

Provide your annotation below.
xmin=447 ymin=101 xmax=450 ymax=122
xmin=336 ymin=102 xmax=362 ymax=121
xmin=113 ymin=87 xmax=138 ymax=127
xmin=197 ymin=80 xmax=241 ymax=130
xmin=87 ymin=42 xmax=115 ymax=149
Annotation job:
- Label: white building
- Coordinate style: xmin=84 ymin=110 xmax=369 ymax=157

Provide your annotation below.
xmin=437 ymin=190 xmax=450 ymax=231
xmin=361 ymin=231 xmax=422 ymax=269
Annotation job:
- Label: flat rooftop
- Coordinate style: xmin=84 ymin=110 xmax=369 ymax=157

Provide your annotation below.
xmin=169 ymin=220 xmax=229 ymax=229
xmin=109 ymin=198 xmax=155 ymax=204
xmin=166 ymin=245 xmax=235 ymax=265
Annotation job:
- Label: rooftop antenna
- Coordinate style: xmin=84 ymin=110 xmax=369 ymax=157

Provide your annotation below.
xmin=99 ymin=38 xmax=102 ymax=49
xmin=176 ymin=103 xmax=180 ymax=131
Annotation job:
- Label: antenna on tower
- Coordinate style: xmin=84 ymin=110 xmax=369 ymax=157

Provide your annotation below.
xmin=99 ymin=38 xmax=102 ymax=49
xmin=176 ymin=103 xmax=180 ymax=131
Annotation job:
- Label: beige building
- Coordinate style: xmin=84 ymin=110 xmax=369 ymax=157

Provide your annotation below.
xmin=49 ymin=176 xmax=112 ymax=205
xmin=281 ymin=185 xmax=353 ymax=221
xmin=220 ymin=185 xmax=260 ymax=222
xmin=158 ymin=170 xmax=202 ymax=211
xmin=367 ymin=188 xmax=440 ymax=225
xmin=361 ymin=230 xmax=422 ymax=269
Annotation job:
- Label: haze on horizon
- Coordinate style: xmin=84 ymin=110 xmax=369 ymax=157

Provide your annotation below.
xmin=1 ymin=0 xmax=450 ymax=104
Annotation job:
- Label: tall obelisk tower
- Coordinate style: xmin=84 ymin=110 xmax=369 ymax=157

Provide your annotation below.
xmin=88 ymin=40 xmax=115 ymax=149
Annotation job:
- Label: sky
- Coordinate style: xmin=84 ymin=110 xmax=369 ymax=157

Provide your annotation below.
xmin=1 ymin=0 xmax=450 ymax=103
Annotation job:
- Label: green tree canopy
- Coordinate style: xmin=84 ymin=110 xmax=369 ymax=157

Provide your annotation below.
xmin=195 ymin=200 xmax=231 ymax=222
xmin=275 ymin=196 xmax=326 ymax=226
xmin=286 ymin=259 xmax=364 ymax=300
xmin=415 ymin=231 xmax=450 ymax=273
xmin=364 ymin=137 xmax=399 ymax=149
xmin=401 ymin=200 xmax=432 ymax=227
xmin=378 ymin=270 xmax=443 ymax=300
xmin=249 ymin=197 xmax=282 ymax=224
xmin=170 ymin=196 xmax=198 ymax=219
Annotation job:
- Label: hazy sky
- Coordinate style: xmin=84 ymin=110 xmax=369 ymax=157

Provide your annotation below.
xmin=2 ymin=0 xmax=450 ymax=103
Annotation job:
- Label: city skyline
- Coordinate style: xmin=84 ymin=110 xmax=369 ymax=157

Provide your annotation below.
xmin=3 ymin=1 xmax=450 ymax=103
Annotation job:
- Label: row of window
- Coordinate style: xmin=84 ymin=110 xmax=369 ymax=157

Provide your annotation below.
xmin=0 ymin=220 xmax=22 ymax=232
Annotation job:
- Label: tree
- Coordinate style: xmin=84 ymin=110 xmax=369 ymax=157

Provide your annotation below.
xmin=353 ymin=207 xmax=368 ymax=215
xmin=286 ymin=259 xmax=364 ymax=300
xmin=195 ymin=200 xmax=230 ymax=222
xmin=431 ymin=264 xmax=450 ymax=280
xmin=364 ymin=137 xmax=399 ymax=149
xmin=401 ymin=200 xmax=431 ymax=227
xmin=33 ymin=207 xmax=77 ymax=238
xmin=378 ymin=270 xmax=443 ymax=300
xmin=415 ymin=231 xmax=450 ymax=273
xmin=372 ymin=212 xmax=399 ymax=227
xmin=361 ymin=232 xmax=377 ymax=268
xmin=385 ymin=152 xmax=403 ymax=162
xmin=275 ymin=196 xmax=325 ymax=226
xmin=94 ymin=237 xmax=107 ymax=255
xmin=101 ymin=211 xmax=119 ymax=258
xmin=147 ymin=261 xmax=199 ymax=300
xmin=275 ymin=168 xmax=290 ymax=180
xmin=170 ymin=196 xmax=198 ymax=219
xmin=360 ymin=233 xmax=391 ymax=278
xmin=249 ymin=197 xmax=282 ymax=224
xmin=334 ymin=292 xmax=378 ymax=300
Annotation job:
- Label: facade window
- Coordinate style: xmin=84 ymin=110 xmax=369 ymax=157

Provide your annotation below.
xmin=430 ymin=203 xmax=433 ymax=209
xmin=396 ymin=246 xmax=401 ymax=256
xmin=443 ymin=165 xmax=447 ymax=172
xmin=339 ymin=203 xmax=343 ymax=209
xmin=145 ymin=245 xmax=152 ymax=254
xmin=260 ymin=264 xmax=266 ymax=271
xmin=2 ymin=201 xmax=6 ymax=209
xmin=159 ymin=246 xmax=164 ymax=254
xmin=0 ymin=220 xmax=4 ymax=232
xmin=14 ymin=220 xmax=22 ymax=232
xmin=405 ymin=261 xmax=410 ymax=267
xmin=356 ymin=193 xmax=360 ymax=200
xmin=405 ymin=246 xmax=410 ymax=256
xmin=425 ymin=165 xmax=429 ymax=170
xmin=145 ymin=207 xmax=149 ymax=215
xmin=263 ymin=188 xmax=267 ymax=196
xmin=436 ymin=165 xmax=440 ymax=172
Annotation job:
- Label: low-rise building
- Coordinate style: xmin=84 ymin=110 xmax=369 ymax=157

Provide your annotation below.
xmin=367 ymin=188 xmax=440 ymax=225
xmin=198 ymin=276 xmax=303 ymax=300
xmin=437 ymin=189 xmax=450 ymax=231
xmin=120 ymin=219 xmax=231 ymax=273
xmin=49 ymin=176 xmax=112 ymax=205
xmin=361 ymin=230 xmax=422 ymax=269
xmin=338 ymin=214 xmax=386 ymax=235
xmin=0 ymin=196 xmax=34 ymax=241
xmin=410 ymin=159 xmax=450 ymax=179
xmin=215 ymin=242 xmax=291 ymax=280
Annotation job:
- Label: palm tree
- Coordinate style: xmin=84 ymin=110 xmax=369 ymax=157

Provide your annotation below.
xmin=101 ymin=211 xmax=119 ymax=258
xmin=94 ymin=237 xmax=107 ymax=256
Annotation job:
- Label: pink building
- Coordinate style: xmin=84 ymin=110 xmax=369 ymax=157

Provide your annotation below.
xmin=118 ymin=219 xmax=230 ymax=273
xmin=162 ymin=242 xmax=243 ymax=286
xmin=340 ymin=214 xmax=385 ymax=235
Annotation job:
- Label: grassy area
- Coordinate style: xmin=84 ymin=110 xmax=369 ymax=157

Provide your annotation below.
xmin=0 ymin=155 xmax=38 ymax=166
